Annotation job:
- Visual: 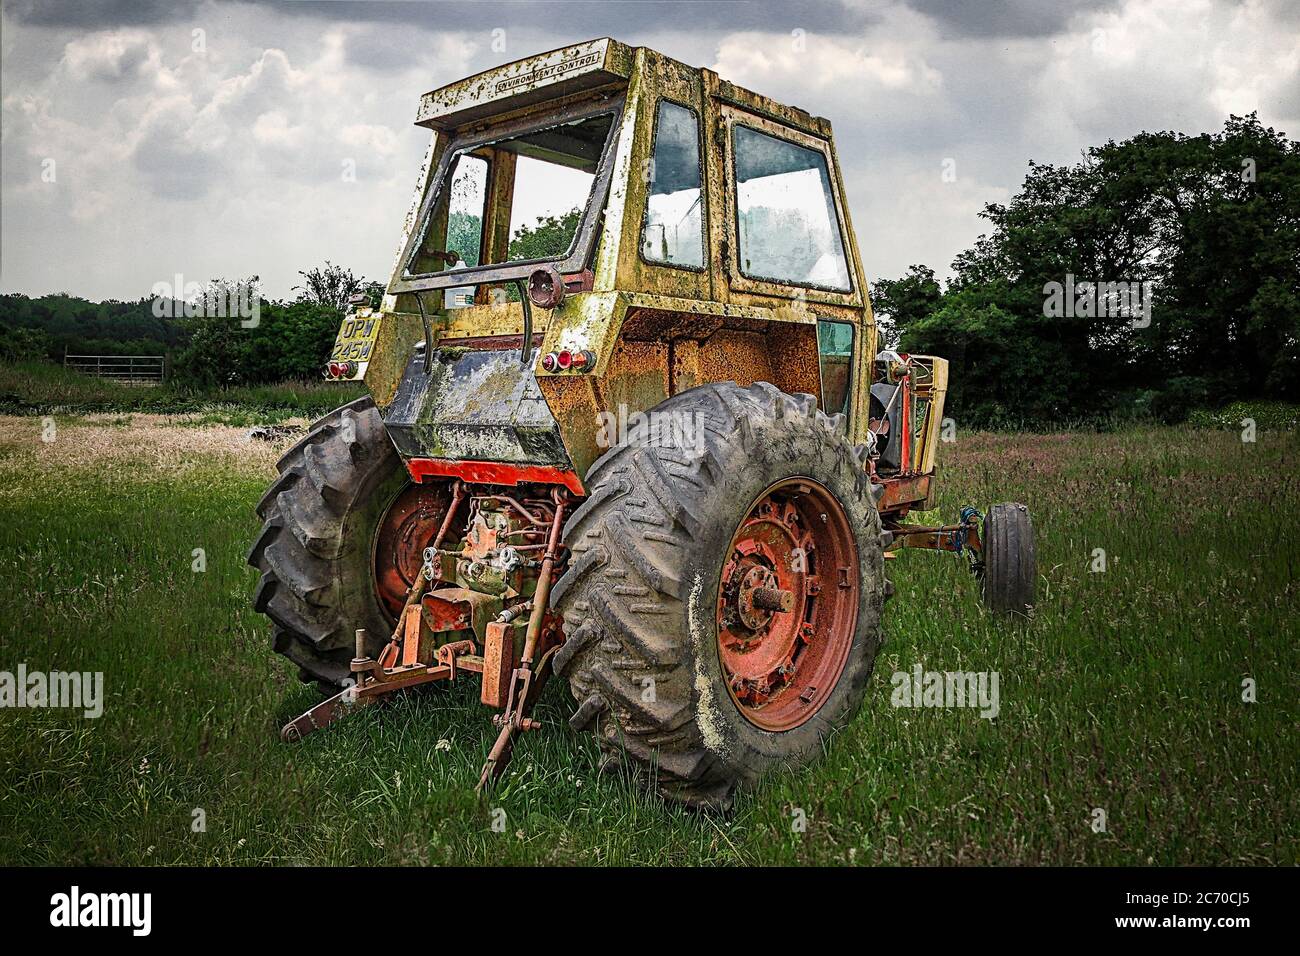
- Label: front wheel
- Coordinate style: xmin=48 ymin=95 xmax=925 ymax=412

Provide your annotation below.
xmin=979 ymin=502 xmax=1036 ymax=616
xmin=551 ymin=382 xmax=886 ymax=809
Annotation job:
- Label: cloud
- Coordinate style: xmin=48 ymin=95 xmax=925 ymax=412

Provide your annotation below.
xmin=1 ymin=0 xmax=1297 ymax=300
xmin=59 ymin=28 xmax=161 ymax=82
xmin=902 ymin=0 xmax=1121 ymax=37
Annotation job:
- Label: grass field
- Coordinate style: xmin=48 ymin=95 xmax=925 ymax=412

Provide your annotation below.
xmin=0 ymin=360 xmax=366 ymax=423
xmin=0 ymin=407 xmax=1296 ymax=866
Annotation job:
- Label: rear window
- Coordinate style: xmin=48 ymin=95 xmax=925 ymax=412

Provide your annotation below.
xmin=406 ymin=111 xmax=616 ymax=278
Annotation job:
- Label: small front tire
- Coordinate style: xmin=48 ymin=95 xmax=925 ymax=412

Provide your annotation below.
xmin=980 ymin=502 xmax=1036 ymax=616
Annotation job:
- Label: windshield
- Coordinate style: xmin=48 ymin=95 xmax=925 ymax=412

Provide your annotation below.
xmin=404 ymin=110 xmax=617 ymax=282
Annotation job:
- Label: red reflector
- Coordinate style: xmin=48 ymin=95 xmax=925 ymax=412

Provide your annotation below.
xmin=556 ymin=349 xmax=573 ymax=370
xmin=541 ymin=352 xmax=558 ymax=372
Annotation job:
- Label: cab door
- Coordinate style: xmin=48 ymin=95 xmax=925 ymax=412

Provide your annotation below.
xmin=713 ymin=100 xmax=875 ymax=440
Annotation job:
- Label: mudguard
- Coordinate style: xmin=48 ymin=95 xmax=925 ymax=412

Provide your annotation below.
xmin=382 ymin=346 xmax=572 ymax=468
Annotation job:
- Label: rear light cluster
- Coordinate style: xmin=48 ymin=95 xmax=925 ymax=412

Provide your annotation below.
xmin=540 ymin=349 xmax=596 ymax=373
xmin=326 ymin=361 xmax=356 ymax=379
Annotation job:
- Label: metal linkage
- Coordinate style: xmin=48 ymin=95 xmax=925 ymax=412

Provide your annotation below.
xmin=279 ymin=479 xmax=572 ymax=791
xmin=885 ymin=507 xmax=983 ymax=569
xmin=478 ymin=486 xmax=570 ymax=791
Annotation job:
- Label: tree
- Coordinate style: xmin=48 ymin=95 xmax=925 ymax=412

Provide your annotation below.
xmin=508 ymin=210 xmax=581 ymax=261
xmin=870 ymin=265 xmax=943 ymax=349
xmin=294 ymin=261 xmax=364 ymax=313
xmin=881 ymin=113 xmax=1300 ymax=425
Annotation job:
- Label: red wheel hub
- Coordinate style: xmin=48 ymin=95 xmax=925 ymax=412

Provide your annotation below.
xmin=373 ymin=482 xmax=455 ymax=620
xmin=717 ymin=479 xmax=859 ymax=731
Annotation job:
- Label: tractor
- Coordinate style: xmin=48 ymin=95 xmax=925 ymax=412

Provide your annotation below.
xmin=248 ymin=39 xmax=1036 ymax=809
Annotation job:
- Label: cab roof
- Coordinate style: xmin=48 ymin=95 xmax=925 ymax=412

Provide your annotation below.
xmin=416 ymin=37 xmax=828 ymax=138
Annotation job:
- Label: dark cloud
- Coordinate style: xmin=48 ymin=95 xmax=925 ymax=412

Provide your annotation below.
xmin=903 ymin=0 xmax=1120 ymax=38
xmin=280 ymin=0 xmax=868 ymax=35
xmin=3 ymin=0 xmax=204 ymax=27
xmin=7 ymin=0 xmax=870 ymax=36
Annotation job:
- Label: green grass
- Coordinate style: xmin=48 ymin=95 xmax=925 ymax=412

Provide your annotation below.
xmin=0 ymin=360 xmax=364 ymax=422
xmin=0 ymin=420 xmax=1295 ymax=865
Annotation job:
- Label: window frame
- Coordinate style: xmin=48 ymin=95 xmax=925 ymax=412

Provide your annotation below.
xmin=721 ymin=105 xmax=861 ymax=305
xmin=390 ymin=94 xmax=625 ymax=296
xmin=638 ymin=98 xmax=707 ymax=274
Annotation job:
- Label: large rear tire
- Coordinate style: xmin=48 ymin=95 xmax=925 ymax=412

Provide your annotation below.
xmin=247 ymin=397 xmax=407 ymax=689
xmin=551 ymin=382 xmax=886 ymax=809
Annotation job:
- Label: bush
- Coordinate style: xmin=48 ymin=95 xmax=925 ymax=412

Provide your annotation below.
xmin=1187 ymin=400 xmax=1300 ymax=430
xmin=1149 ymin=376 xmax=1214 ymax=425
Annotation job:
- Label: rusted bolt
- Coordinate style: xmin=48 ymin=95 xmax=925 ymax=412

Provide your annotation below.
xmin=751 ymin=586 xmax=794 ymax=612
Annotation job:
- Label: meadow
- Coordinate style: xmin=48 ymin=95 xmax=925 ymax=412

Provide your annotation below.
xmin=0 ymin=404 xmax=1295 ymax=865
xmin=0 ymin=360 xmax=365 ymax=423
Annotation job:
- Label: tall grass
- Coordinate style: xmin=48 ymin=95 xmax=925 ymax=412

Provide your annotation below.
xmin=0 ymin=419 xmax=1295 ymax=865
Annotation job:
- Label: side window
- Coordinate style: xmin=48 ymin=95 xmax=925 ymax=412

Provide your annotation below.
xmin=444 ymin=153 xmax=488 ymax=267
xmin=817 ymin=319 xmax=854 ymax=416
xmin=641 ymin=102 xmax=704 ymax=268
xmin=733 ymin=125 xmax=851 ymax=291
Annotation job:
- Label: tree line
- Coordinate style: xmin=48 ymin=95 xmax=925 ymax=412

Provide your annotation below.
xmin=2 ymin=115 xmax=1295 ymax=420
xmin=872 ymin=114 xmax=1298 ymax=426
xmin=0 ymin=263 xmax=382 ymax=388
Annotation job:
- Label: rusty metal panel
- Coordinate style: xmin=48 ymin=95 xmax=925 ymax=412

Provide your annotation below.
xmin=481 ymin=620 xmax=515 ymax=708
xmin=878 ymin=474 xmax=931 ymax=514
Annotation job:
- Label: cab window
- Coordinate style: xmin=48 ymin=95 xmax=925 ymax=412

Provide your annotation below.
xmin=407 ymin=111 xmax=616 ymax=278
xmin=446 ymin=153 xmax=488 ymax=268
xmin=641 ymin=102 xmax=704 ymax=269
xmin=817 ymin=319 xmax=854 ymax=416
xmin=733 ymin=125 xmax=851 ymax=291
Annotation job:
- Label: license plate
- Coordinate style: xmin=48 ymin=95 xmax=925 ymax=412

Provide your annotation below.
xmin=328 ymin=311 xmax=383 ymax=379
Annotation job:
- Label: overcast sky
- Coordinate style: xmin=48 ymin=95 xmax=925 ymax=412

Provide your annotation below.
xmin=2 ymin=0 xmax=1297 ymax=301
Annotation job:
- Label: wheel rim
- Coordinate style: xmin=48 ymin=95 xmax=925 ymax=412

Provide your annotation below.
xmin=716 ymin=478 xmax=859 ymax=732
xmin=372 ymin=481 xmax=454 ymax=621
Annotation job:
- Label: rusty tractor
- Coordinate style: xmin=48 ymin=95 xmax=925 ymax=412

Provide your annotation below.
xmin=249 ymin=39 xmax=1036 ymax=808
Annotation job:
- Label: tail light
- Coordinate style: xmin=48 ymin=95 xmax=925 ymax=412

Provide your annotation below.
xmin=539 ymin=349 xmax=595 ymax=374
